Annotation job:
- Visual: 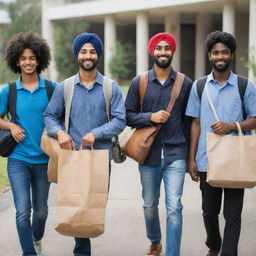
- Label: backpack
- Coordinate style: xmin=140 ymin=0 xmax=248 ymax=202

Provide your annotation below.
xmin=7 ymin=79 xmax=54 ymax=120
xmin=196 ymin=75 xmax=248 ymax=119
xmin=63 ymin=75 xmax=126 ymax=163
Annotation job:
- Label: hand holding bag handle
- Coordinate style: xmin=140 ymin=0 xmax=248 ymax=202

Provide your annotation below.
xmin=122 ymin=72 xmax=185 ymax=164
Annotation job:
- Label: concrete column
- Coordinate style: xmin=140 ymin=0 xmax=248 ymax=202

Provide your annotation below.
xmin=195 ymin=13 xmax=211 ymax=79
xmin=104 ymin=15 xmax=116 ymax=78
xmin=249 ymin=0 xmax=256 ymax=82
xmin=136 ymin=12 xmax=149 ymax=75
xmin=165 ymin=13 xmax=181 ymax=71
xmin=41 ymin=0 xmax=58 ymax=81
xmin=222 ymin=1 xmax=235 ymax=35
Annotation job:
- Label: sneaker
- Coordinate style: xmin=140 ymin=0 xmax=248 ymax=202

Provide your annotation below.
xmin=33 ymin=240 xmax=42 ymax=255
xmin=145 ymin=242 xmax=162 ymax=256
xmin=207 ymin=249 xmax=219 ymax=256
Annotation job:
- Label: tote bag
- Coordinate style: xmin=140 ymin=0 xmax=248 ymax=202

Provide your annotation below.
xmin=206 ymin=84 xmax=256 ymax=188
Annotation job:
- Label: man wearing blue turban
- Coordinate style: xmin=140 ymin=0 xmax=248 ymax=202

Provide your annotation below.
xmin=44 ymin=32 xmax=126 ymax=256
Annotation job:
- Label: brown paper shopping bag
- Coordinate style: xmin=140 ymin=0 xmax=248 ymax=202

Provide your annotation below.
xmin=40 ymin=130 xmax=60 ymax=183
xmin=207 ymin=122 xmax=256 ymax=188
xmin=55 ymin=148 xmax=109 ymax=238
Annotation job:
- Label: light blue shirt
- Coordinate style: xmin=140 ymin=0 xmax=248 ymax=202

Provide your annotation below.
xmin=44 ymin=72 xmax=126 ymax=158
xmin=0 ymin=76 xmax=57 ymax=164
xmin=185 ymin=72 xmax=256 ymax=172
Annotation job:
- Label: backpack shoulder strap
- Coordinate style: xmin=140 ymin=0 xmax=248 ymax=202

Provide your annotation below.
xmin=64 ymin=75 xmax=76 ymax=132
xmin=103 ymin=76 xmax=113 ymax=122
xmin=197 ymin=76 xmax=208 ymax=100
xmin=237 ymin=75 xmax=248 ymax=119
xmin=138 ymin=72 xmax=149 ymax=111
xmin=44 ymin=79 xmax=54 ymax=101
xmin=8 ymin=82 xmax=17 ymax=120
xmin=237 ymin=75 xmax=248 ymax=101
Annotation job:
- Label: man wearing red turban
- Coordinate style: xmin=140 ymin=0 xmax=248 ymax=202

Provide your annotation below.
xmin=125 ymin=32 xmax=193 ymax=256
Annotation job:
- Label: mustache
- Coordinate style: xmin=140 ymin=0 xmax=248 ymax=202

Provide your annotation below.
xmin=158 ymin=55 xmax=169 ymax=58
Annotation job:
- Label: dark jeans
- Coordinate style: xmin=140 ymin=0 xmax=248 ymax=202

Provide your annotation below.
xmin=199 ymin=172 xmax=244 ymax=256
xmin=73 ymin=162 xmax=111 ymax=256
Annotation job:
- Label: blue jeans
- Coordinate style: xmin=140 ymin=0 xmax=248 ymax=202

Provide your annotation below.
xmin=139 ymin=159 xmax=186 ymax=256
xmin=7 ymin=158 xmax=50 ymax=256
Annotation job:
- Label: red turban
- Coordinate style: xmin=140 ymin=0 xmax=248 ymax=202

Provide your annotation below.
xmin=148 ymin=32 xmax=176 ymax=56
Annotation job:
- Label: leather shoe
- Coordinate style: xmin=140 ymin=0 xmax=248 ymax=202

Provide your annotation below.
xmin=207 ymin=249 xmax=219 ymax=256
xmin=145 ymin=242 xmax=162 ymax=256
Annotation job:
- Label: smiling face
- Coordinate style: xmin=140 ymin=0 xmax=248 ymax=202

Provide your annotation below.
xmin=77 ymin=43 xmax=98 ymax=72
xmin=208 ymin=42 xmax=232 ymax=72
xmin=153 ymin=40 xmax=173 ymax=69
xmin=17 ymin=49 xmax=38 ymax=75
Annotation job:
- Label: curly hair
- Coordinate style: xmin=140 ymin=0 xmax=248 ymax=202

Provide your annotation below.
xmin=205 ymin=31 xmax=237 ymax=54
xmin=5 ymin=31 xmax=51 ymax=74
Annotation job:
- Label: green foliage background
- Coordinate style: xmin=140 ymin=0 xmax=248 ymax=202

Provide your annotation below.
xmin=109 ymin=42 xmax=136 ymax=82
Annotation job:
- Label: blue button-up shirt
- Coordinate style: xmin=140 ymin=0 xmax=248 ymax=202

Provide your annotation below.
xmin=44 ymin=72 xmax=126 ymax=158
xmin=185 ymin=71 xmax=256 ymax=172
xmin=125 ymin=68 xmax=193 ymax=166
xmin=0 ymin=76 xmax=57 ymax=164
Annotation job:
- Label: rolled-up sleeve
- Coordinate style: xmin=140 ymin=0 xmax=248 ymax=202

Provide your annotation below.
xmin=43 ymin=83 xmax=65 ymax=137
xmin=244 ymin=80 xmax=256 ymax=118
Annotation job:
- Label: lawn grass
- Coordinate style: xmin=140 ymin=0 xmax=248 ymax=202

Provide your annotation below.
xmin=0 ymin=157 xmax=9 ymax=193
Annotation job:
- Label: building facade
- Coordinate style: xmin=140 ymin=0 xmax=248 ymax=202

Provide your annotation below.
xmin=42 ymin=0 xmax=256 ymax=82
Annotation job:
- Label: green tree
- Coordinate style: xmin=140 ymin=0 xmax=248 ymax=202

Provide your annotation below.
xmin=109 ymin=42 xmax=136 ymax=82
xmin=0 ymin=0 xmax=41 ymax=83
xmin=54 ymin=20 xmax=89 ymax=81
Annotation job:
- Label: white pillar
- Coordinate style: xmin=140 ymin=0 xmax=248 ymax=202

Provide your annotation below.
xmin=41 ymin=0 xmax=58 ymax=81
xmin=195 ymin=13 xmax=211 ymax=79
xmin=249 ymin=0 xmax=256 ymax=82
xmin=165 ymin=13 xmax=181 ymax=71
xmin=222 ymin=1 xmax=235 ymax=35
xmin=104 ymin=15 xmax=116 ymax=78
xmin=136 ymin=12 xmax=149 ymax=75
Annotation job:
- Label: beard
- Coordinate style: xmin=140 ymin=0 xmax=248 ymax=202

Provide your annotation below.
xmin=153 ymin=55 xmax=173 ymax=69
xmin=211 ymin=58 xmax=231 ymax=72
xmin=79 ymin=59 xmax=98 ymax=72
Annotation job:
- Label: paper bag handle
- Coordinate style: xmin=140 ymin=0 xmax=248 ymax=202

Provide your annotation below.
xmin=79 ymin=144 xmax=94 ymax=150
xmin=235 ymin=122 xmax=243 ymax=136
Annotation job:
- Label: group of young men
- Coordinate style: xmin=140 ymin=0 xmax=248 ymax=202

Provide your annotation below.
xmin=0 ymin=28 xmax=255 ymax=256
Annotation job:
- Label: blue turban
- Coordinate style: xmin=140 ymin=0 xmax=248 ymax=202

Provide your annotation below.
xmin=72 ymin=32 xmax=103 ymax=58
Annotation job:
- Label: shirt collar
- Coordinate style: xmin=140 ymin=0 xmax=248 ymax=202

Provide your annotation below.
xmin=74 ymin=71 xmax=104 ymax=88
xmin=208 ymin=71 xmax=236 ymax=87
xmin=148 ymin=67 xmax=177 ymax=83
xmin=16 ymin=75 xmax=44 ymax=90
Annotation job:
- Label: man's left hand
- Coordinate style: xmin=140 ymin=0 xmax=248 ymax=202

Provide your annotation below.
xmin=82 ymin=132 xmax=95 ymax=147
xmin=211 ymin=121 xmax=235 ymax=135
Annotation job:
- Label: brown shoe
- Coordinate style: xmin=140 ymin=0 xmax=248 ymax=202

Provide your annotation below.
xmin=207 ymin=249 xmax=219 ymax=256
xmin=145 ymin=242 xmax=162 ymax=256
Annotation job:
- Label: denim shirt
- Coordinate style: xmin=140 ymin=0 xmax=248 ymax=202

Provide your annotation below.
xmin=125 ymin=68 xmax=193 ymax=166
xmin=44 ymin=72 xmax=126 ymax=158
xmin=185 ymin=71 xmax=256 ymax=172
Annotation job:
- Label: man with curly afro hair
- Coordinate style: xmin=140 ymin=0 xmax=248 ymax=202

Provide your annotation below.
xmin=0 ymin=31 xmax=57 ymax=256
xmin=186 ymin=31 xmax=256 ymax=256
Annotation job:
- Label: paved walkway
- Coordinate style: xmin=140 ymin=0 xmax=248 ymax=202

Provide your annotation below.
xmin=0 ymin=158 xmax=256 ymax=256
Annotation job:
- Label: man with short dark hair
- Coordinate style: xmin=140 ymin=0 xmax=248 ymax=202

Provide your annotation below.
xmin=44 ymin=32 xmax=126 ymax=256
xmin=125 ymin=32 xmax=192 ymax=256
xmin=186 ymin=31 xmax=256 ymax=256
xmin=0 ymin=31 xmax=57 ymax=256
